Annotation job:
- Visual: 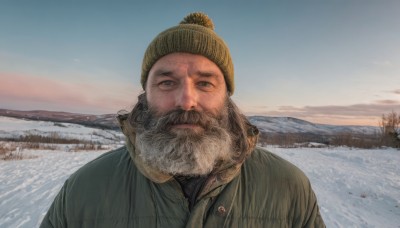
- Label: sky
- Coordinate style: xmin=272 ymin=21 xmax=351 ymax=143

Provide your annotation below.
xmin=0 ymin=1 xmax=399 ymax=126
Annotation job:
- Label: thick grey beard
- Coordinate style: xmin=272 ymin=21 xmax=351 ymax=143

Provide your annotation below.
xmin=136 ymin=126 xmax=232 ymax=176
xmin=134 ymin=98 xmax=233 ymax=176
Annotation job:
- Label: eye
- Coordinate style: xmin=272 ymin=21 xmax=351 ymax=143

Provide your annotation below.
xmin=158 ymin=80 xmax=176 ymax=90
xmin=197 ymin=81 xmax=213 ymax=88
xmin=197 ymin=81 xmax=216 ymax=91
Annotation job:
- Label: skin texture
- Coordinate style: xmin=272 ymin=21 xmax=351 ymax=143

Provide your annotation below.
xmin=145 ymin=52 xmax=228 ymax=130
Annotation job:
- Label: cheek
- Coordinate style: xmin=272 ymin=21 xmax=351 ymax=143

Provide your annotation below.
xmin=146 ymin=92 xmax=174 ymax=114
xmin=199 ymin=93 xmax=227 ymax=115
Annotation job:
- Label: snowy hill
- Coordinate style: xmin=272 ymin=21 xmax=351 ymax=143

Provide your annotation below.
xmin=248 ymin=116 xmax=380 ymax=135
xmin=0 ymin=116 xmax=124 ymax=145
xmin=0 ymin=109 xmax=119 ymax=130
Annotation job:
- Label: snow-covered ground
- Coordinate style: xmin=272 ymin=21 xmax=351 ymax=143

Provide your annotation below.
xmin=0 ymin=146 xmax=399 ymax=227
xmin=269 ymin=146 xmax=400 ymax=228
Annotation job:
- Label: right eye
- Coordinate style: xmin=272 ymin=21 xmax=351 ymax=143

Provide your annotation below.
xmin=158 ymin=80 xmax=176 ymax=90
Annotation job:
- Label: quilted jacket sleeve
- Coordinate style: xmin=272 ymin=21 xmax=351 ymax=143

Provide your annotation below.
xmin=302 ymin=181 xmax=326 ymax=228
xmin=39 ymin=181 xmax=68 ymax=228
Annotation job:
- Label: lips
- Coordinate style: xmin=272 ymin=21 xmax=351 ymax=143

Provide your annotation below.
xmin=171 ymin=123 xmax=203 ymax=129
xmin=145 ymin=109 xmax=218 ymax=134
xmin=163 ymin=111 xmax=209 ymax=128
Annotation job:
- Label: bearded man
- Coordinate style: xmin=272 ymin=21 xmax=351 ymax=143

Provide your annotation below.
xmin=41 ymin=12 xmax=325 ymax=228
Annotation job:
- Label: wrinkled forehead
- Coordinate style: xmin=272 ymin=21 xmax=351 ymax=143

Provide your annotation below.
xmin=147 ymin=53 xmax=225 ymax=81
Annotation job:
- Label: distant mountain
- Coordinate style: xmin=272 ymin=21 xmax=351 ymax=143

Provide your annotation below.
xmin=0 ymin=109 xmax=380 ymax=136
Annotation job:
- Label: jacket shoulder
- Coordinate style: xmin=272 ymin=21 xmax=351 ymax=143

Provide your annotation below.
xmin=236 ymin=147 xmax=325 ymax=227
xmin=41 ymin=147 xmax=156 ymax=227
xmin=65 ymin=146 xmax=140 ymax=202
xmin=68 ymin=146 xmax=133 ymax=182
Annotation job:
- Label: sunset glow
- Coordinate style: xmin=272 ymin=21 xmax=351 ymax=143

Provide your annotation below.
xmin=1 ymin=1 xmax=399 ymax=126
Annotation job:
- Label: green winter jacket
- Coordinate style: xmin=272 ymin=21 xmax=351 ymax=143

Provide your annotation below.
xmin=40 ymin=116 xmax=325 ymax=228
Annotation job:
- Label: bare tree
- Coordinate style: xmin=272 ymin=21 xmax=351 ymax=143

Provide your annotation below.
xmin=379 ymin=111 xmax=400 ymax=148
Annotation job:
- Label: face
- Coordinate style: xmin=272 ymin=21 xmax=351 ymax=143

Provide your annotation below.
xmin=130 ymin=60 xmax=251 ymax=175
xmin=146 ymin=53 xmax=227 ymax=131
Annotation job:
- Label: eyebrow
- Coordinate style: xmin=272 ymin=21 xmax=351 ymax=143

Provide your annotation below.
xmin=151 ymin=69 xmax=220 ymax=78
xmin=153 ymin=70 xmax=173 ymax=77
xmin=197 ymin=71 xmax=217 ymax=77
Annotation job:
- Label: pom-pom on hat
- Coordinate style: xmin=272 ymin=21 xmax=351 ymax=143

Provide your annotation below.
xmin=141 ymin=12 xmax=235 ymax=95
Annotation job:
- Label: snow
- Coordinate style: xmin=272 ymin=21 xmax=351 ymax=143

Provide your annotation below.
xmin=1 ymin=146 xmax=399 ymax=227
xmin=268 ymin=146 xmax=400 ymax=228
xmin=0 ymin=116 xmax=124 ymax=144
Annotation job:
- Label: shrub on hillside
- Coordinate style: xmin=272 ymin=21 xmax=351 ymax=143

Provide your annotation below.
xmin=0 ymin=143 xmax=37 ymax=160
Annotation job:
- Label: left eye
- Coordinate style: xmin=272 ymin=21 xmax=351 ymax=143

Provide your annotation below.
xmin=198 ymin=81 xmax=213 ymax=87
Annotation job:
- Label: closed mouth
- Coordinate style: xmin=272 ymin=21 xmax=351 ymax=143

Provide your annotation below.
xmin=172 ymin=123 xmax=202 ymax=129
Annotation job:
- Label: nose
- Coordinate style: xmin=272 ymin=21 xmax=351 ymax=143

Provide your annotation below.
xmin=176 ymin=81 xmax=197 ymax=111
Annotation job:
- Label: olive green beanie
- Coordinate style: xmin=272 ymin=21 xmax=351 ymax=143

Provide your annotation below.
xmin=141 ymin=12 xmax=235 ymax=95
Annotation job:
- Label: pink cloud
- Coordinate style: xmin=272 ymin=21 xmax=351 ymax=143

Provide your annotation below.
xmin=0 ymin=72 xmax=140 ymax=114
xmin=375 ymin=99 xmax=400 ymax=105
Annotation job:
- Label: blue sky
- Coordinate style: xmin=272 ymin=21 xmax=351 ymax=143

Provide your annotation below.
xmin=1 ymin=1 xmax=399 ymax=126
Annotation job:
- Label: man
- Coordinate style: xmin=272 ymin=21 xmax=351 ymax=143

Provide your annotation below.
xmin=41 ymin=12 xmax=325 ymax=227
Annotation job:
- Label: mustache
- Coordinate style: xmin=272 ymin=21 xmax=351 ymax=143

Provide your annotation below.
xmin=144 ymin=109 xmax=221 ymax=131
